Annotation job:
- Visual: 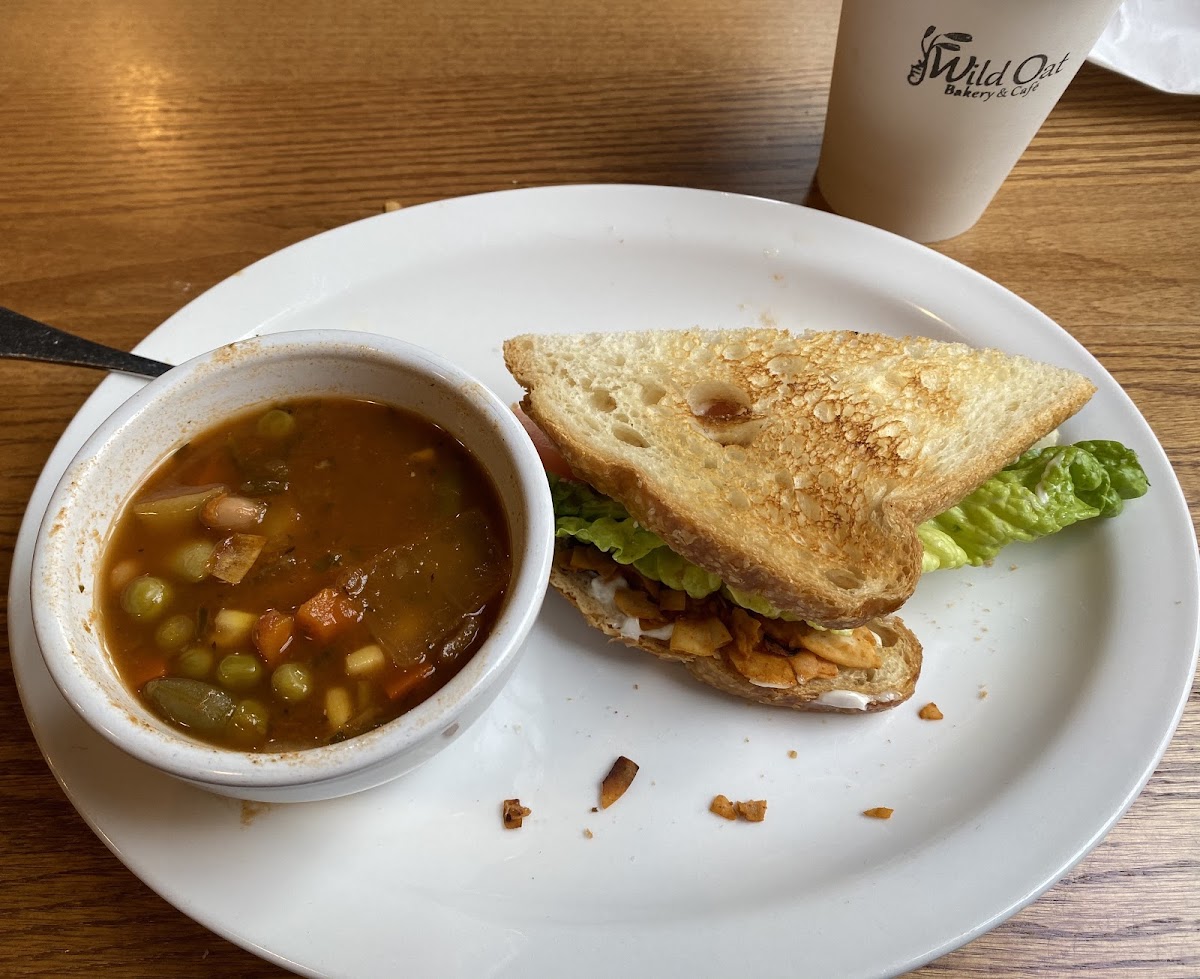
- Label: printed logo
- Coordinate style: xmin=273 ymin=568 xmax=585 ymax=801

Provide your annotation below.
xmin=908 ymin=25 xmax=1071 ymax=101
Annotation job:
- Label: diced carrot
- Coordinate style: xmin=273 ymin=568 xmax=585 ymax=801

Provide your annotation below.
xmin=383 ymin=664 xmax=434 ymax=702
xmin=253 ymin=609 xmax=294 ymax=666
xmin=126 ymin=655 xmax=170 ymax=690
xmin=295 ymin=587 xmax=361 ymax=643
xmin=176 ymin=450 xmax=238 ymax=487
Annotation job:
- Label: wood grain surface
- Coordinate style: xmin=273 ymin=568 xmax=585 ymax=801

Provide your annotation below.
xmin=2 ymin=1 xmax=1197 ymax=976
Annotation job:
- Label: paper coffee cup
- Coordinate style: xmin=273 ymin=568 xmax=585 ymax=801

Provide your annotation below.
xmin=817 ymin=0 xmax=1123 ymax=242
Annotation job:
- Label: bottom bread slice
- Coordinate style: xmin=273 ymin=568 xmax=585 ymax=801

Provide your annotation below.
xmin=551 ymin=565 xmax=922 ymax=713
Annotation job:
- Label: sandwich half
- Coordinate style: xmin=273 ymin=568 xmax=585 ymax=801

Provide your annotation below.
xmin=504 ymin=328 xmax=1098 ymax=712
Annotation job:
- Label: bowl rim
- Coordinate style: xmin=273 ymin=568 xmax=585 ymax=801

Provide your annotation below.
xmin=30 ymin=329 xmax=553 ymax=789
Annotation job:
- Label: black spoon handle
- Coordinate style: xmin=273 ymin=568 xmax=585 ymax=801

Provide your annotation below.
xmin=0 ymin=305 xmax=173 ymax=379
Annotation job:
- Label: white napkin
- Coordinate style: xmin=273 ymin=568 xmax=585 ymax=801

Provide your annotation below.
xmin=1088 ymin=0 xmax=1200 ymax=95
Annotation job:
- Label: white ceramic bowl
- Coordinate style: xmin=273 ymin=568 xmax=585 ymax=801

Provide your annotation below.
xmin=30 ymin=330 xmax=554 ymax=803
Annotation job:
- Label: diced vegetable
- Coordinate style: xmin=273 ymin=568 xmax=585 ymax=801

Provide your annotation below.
xmin=229 ymin=698 xmax=270 ymax=739
xmin=154 ymin=614 xmax=196 ymax=651
xmin=256 ymin=408 xmax=296 ymax=439
xmin=123 ymin=655 xmax=170 ymax=690
xmin=324 ymin=687 xmax=353 ymax=729
xmin=212 ymin=608 xmax=258 ymax=647
xmin=344 ymin=643 xmax=386 ymax=677
xmin=439 ymin=612 xmax=482 ymax=661
xmin=252 ymin=610 xmax=294 ymax=666
xmin=384 ymin=665 xmax=434 ymax=701
xmin=433 ymin=463 xmax=465 ymax=516
xmin=201 ymin=493 xmax=268 ymax=532
xmin=109 ymin=558 xmax=141 ymax=594
xmin=121 ymin=575 xmax=173 ymax=621
xmin=258 ymin=504 xmax=299 ymax=541
xmin=143 ymin=678 xmax=235 ymax=732
xmin=169 ymin=539 xmax=217 ymax=583
xmin=175 ymin=645 xmax=214 ymax=679
xmin=357 ymin=510 xmax=506 ymax=667
xmin=208 ymin=533 xmax=267 ymax=584
xmin=132 ymin=487 xmax=224 ymax=528
xmin=217 ymin=653 xmax=263 ymax=691
xmin=295 ymin=587 xmax=361 ymax=643
xmin=272 ymin=662 xmax=313 ymax=702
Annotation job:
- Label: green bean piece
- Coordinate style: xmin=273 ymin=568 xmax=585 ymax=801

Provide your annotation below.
xmin=228 ymin=698 xmax=270 ymax=740
xmin=256 ymin=408 xmax=296 ymax=439
xmin=216 ymin=653 xmax=263 ymax=691
xmin=121 ymin=575 xmax=172 ymax=621
xmin=272 ymin=662 xmax=313 ymax=702
xmin=433 ymin=464 xmax=464 ymax=516
xmin=144 ymin=678 xmax=234 ymax=733
xmin=170 ymin=539 xmax=216 ymax=583
xmin=155 ymin=614 xmax=195 ymax=651
xmin=175 ymin=645 xmax=214 ymax=679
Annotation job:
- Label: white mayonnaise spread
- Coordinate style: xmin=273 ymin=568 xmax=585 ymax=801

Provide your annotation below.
xmin=1033 ymin=448 xmax=1068 ymax=505
xmin=814 ymin=690 xmax=875 ymax=710
xmin=589 ymin=574 xmax=675 ymax=642
xmin=1029 ymin=429 xmax=1061 ymax=452
xmin=589 ymin=574 xmax=626 ymax=605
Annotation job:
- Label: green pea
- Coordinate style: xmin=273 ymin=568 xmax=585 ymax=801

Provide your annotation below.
xmin=256 ymin=408 xmax=296 ymax=439
xmin=155 ymin=614 xmax=195 ymax=651
xmin=169 ymin=539 xmax=216 ymax=583
xmin=216 ymin=653 xmax=263 ymax=691
xmin=121 ymin=575 xmax=172 ymax=621
xmin=272 ymin=662 xmax=313 ymax=702
xmin=175 ymin=645 xmax=214 ymax=679
xmin=228 ymin=698 xmax=270 ymax=740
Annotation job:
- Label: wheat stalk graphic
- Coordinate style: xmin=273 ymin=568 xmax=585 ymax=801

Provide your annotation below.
xmin=909 ymin=26 xmax=974 ymax=85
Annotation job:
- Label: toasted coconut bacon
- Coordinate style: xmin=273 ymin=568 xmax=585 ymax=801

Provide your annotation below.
xmin=599 ymin=756 xmax=639 ymax=809
xmin=502 ymin=799 xmax=531 ymax=829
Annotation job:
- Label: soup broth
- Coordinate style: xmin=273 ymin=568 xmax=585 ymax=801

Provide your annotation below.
xmin=98 ymin=397 xmax=511 ymax=752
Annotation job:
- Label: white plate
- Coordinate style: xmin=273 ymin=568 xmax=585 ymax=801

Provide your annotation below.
xmin=10 ymin=185 xmax=1198 ymax=979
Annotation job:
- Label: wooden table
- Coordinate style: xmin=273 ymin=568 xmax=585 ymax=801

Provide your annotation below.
xmin=2 ymin=1 xmax=1197 ymax=975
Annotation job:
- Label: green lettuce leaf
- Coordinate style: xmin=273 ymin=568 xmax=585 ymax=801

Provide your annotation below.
xmin=549 ymin=476 xmax=723 ymax=597
xmin=549 ymin=440 xmax=1148 ymax=610
xmin=918 ymin=440 xmax=1148 ymax=572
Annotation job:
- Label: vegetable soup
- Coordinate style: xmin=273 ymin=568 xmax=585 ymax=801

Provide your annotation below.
xmin=98 ymin=397 xmax=512 ymax=752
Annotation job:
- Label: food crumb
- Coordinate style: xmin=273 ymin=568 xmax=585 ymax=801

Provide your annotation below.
xmin=787 ymin=749 xmax=798 ymax=759
xmin=709 ymin=794 xmax=737 ymax=820
xmin=600 ymin=755 xmax=639 ymax=809
xmin=863 ymin=807 xmax=894 ymax=820
xmin=978 ymin=687 xmax=989 ymax=700
xmin=502 ymin=798 xmax=531 ymax=829
xmin=1009 ymin=564 xmax=1018 ymax=571
xmin=583 ymin=828 xmax=594 ymax=839
xmin=918 ymin=702 xmax=944 ymax=721
xmin=710 ymin=795 xmax=767 ymax=821
xmin=383 ymin=199 xmax=403 ymax=212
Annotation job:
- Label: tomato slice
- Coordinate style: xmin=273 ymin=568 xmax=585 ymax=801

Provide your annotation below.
xmin=512 ymin=405 xmax=578 ymax=480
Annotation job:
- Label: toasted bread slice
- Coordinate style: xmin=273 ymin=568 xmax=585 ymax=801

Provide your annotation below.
xmin=550 ymin=565 xmax=920 ymax=712
xmin=505 ymin=329 xmax=1095 ymax=626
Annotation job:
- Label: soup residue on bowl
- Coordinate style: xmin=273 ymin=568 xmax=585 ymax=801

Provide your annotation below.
xmin=98 ymin=397 xmax=512 ymax=752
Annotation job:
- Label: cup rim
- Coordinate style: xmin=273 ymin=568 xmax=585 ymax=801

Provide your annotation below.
xmin=30 ymin=329 xmax=553 ymax=790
